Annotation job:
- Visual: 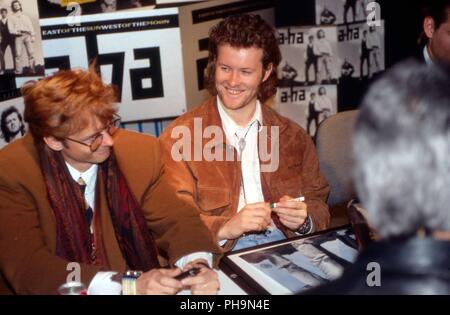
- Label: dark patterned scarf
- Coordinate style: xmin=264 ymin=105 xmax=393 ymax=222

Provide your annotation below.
xmin=38 ymin=143 xmax=160 ymax=271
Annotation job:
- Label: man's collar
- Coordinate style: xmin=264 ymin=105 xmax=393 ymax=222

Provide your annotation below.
xmin=66 ymin=162 xmax=98 ymax=188
xmin=216 ymin=96 xmax=262 ymax=137
xmin=209 ymin=96 xmax=288 ymax=133
xmin=195 ymin=97 xmax=289 ymax=149
xmin=423 ymin=45 xmax=434 ymax=66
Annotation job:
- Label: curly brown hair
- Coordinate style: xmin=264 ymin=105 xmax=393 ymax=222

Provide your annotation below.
xmin=22 ymin=64 xmax=117 ymax=140
xmin=205 ymin=14 xmax=281 ymax=103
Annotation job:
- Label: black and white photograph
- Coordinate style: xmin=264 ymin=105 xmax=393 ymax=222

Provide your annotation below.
xmin=178 ymin=0 xmax=275 ymax=109
xmin=276 ymin=84 xmax=337 ymax=137
xmin=0 ymin=0 xmax=44 ymax=77
xmin=224 ymin=227 xmax=358 ymax=294
xmin=0 ymin=89 xmax=25 ymax=148
xmin=316 ymin=0 xmax=374 ymax=25
xmin=38 ymin=0 xmax=156 ymax=19
xmin=337 ymin=20 xmax=384 ymax=81
xmin=277 ymin=26 xmax=339 ymax=87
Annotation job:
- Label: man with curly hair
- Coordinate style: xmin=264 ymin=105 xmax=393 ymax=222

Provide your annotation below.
xmin=160 ymin=14 xmax=330 ymax=252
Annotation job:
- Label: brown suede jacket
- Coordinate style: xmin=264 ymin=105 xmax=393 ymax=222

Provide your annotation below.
xmin=160 ymin=98 xmax=330 ymax=252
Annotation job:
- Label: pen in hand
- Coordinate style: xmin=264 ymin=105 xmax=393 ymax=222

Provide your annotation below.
xmin=270 ymin=196 xmax=305 ymax=209
xmin=174 ymin=267 xmax=201 ymax=281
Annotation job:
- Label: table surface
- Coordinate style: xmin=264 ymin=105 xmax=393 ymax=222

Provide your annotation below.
xmin=177 ymin=270 xmax=247 ymax=295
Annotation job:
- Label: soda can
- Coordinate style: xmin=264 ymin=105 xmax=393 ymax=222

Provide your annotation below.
xmin=58 ymin=281 xmax=87 ymax=295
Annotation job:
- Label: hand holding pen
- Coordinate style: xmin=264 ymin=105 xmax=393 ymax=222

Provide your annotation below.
xmin=270 ymin=195 xmax=308 ymax=231
xmin=174 ymin=267 xmax=202 ymax=281
xmin=178 ymin=260 xmax=220 ymax=295
xmin=270 ymin=196 xmax=305 ymax=209
xmin=217 ymin=202 xmax=271 ymax=240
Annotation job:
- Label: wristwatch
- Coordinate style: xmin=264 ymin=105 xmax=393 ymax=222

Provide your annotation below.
xmin=121 ymin=270 xmax=142 ymax=295
xmin=297 ymin=215 xmax=313 ymax=235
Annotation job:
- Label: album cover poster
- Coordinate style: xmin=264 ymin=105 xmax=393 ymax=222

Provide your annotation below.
xmin=336 ymin=20 xmax=384 ymax=81
xmin=276 ymin=84 xmax=337 ymax=137
xmin=38 ymin=0 xmax=156 ymax=19
xmin=277 ymin=26 xmax=339 ymax=88
xmin=40 ymin=8 xmax=187 ymax=121
xmin=178 ymin=0 xmax=275 ymax=110
xmin=0 ymin=0 xmax=45 ymax=80
xmin=315 ymin=0 xmax=375 ymax=25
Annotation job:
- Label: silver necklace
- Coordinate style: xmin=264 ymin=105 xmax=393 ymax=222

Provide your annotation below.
xmin=236 ymin=120 xmax=259 ymax=204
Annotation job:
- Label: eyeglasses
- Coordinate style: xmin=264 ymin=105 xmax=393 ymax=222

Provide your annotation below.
xmin=65 ymin=114 xmax=121 ymax=152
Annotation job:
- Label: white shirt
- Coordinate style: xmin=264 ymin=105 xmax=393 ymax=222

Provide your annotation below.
xmin=318 ymin=95 xmax=333 ymax=121
xmin=316 ymin=38 xmax=333 ymax=56
xmin=8 ymin=12 xmax=34 ymax=36
xmin=367 ymin=32 xmax=381 ymax=49
xmin=423 ymin=45 xmax=433 ymax=66
xmin=64 ymin=162 xmax=212 ymax=294
xmin=217 ymin=98 xmax=313 ymax=240
xmin=317 ymin=95 xmax=333 ymax=112
xmin=66 ymin=162 xmax=97 ymax=210
xmin=217 ymin=97 xmax=265 ymax=212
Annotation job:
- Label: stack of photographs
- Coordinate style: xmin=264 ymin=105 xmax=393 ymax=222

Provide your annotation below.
xmin=221 ymin=226 xmax=358 ymax=294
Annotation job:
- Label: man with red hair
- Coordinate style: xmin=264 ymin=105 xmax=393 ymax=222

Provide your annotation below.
xmin=0 ymin=66 xmax=220 ymax=295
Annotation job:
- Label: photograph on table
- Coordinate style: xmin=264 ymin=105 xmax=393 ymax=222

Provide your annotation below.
xmin=0 ymin=0 xmax=45 ymax=77
xmin=0 ymin=88 xmax=25 ymax=149
xmin=315 ymin=0 xmax=376 ymax=25
xmin=337 ymin=20 xmax=384 ymax=82
xmin=277 ymin=26 xmax=339 ymax=87
xmin=276 ymin=84 xmax=337 ymax=137
xmin=38 ymin=0 xmax=156 ymax=19
xmin=222 ymin=226 xmax=358 ymax=294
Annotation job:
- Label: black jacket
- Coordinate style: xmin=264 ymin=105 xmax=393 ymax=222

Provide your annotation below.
xmin=413 ymin=46 xmax=426 ymax=64
xmin=303 ymin=237 xmax=450 ymax=295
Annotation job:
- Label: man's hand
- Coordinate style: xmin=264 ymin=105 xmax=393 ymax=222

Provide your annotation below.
xmin=272 ymin=195 xmax=308 ymax=231
xmin=217 ymin=202 xmax=271 ymax=240
xmin=136 ymin=268 xmax=183 ymax=295
xmin=181 ymin=259 xmax=220 ymax=295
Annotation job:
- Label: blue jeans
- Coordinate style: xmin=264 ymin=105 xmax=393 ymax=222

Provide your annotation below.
xmin=232 ymin=228 xmax=286 ymax=251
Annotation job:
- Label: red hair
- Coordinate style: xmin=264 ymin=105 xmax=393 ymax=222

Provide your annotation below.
xmin=22 ymin=65 xmax=117 ymax=139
